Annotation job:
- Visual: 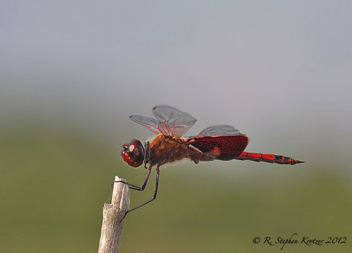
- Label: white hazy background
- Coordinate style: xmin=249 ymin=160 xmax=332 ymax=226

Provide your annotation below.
xmin=1 ymin=1 xmax=351 ymax=175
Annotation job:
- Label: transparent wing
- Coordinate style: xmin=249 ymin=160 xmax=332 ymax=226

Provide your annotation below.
xmin=130 ymin=115 xmax=161 ymax=135
xmin=152 ymin=105 xmax=197 ymax=137
xmin=197 ymin=125 xmax=242 ymax=137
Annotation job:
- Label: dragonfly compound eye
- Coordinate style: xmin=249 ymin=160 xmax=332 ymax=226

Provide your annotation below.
xmin=121 ymin=139 xmax=145 ymax=168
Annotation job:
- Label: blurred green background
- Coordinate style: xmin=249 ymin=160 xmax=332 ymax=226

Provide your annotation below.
xmin=1 ymin=1 xmax=352 ymax=252
xmin=1 ymin=121 xmax=351 ymax=253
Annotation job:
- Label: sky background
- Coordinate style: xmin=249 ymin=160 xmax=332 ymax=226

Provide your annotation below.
xmin=1 ymin=1 xmax=352 ymax=252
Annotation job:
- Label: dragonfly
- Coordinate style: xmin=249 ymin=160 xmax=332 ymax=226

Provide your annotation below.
xmin=119 ymin=105 xmax=304 ymax=217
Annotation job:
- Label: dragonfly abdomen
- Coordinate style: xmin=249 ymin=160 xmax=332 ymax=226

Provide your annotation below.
xmin=235 ymin=152 xmax=304 ymax=165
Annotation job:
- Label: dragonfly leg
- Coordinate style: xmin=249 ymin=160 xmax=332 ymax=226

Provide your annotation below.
xmin=115 ymin=165 xmax=152 ymax=191
xmin=143 ymin=141 xmax=150 ymax=169
xmin=119 ymin=165 xmax=160 ymax=222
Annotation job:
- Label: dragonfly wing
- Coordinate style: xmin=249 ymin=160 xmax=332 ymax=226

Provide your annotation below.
xmin=187 ymin=125 xmax=248 ymax=160
xmin=189 ymin=135 xmax=249 ymax=160
xmin=130 ymin=115 xmax=161 ymax=135
xmin=197 ymin=125 xmax=242 ymax=137
xmin=153 ymin=105 xmax=197 ymax=137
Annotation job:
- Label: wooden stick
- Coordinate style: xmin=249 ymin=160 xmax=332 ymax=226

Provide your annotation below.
xmin=98 ymin=176 xmax=130 ymax=253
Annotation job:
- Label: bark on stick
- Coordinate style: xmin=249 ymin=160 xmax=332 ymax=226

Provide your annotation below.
xmin=98 ymin=176 xmax=130 ymax=253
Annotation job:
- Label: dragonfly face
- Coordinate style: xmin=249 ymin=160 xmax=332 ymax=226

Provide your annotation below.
xmin=121 ymin=139 xmax=145 ymax=168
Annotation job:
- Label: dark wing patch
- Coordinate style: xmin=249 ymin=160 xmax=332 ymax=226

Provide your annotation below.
xmin=190 ymin=135 xmax=249 ymax=161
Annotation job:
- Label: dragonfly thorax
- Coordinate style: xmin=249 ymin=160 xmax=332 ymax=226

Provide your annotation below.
xmin=149 ymin=135 xmax=190 ymax=166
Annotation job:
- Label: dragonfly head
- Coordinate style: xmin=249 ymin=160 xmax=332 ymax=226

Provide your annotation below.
xmin=121 ymin=139 xmax=145 ymax=168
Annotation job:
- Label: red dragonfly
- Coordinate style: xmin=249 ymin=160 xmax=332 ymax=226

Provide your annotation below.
xmin=120 ymin=105 xmax=304 ymax=216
